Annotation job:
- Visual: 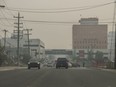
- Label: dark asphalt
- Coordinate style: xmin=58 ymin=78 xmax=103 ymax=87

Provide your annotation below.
xmin=0 ymin=67 xmax=116 ymax=87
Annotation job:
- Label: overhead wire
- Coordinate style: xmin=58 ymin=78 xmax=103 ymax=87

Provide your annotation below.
xmin=4 ymin=2 xmax=114 ymax=13
xmin=6 ymin=3 xmax=109 ymax=11
xmin=2 ymin=0 xmax=15 ymax=16
xmin=0 ymin=0 xmax=15 ymax=26
xmin=0 ymin=17 xmax=116 ymax=25
xmin=0 ymin=19 xmax=13 ymax=27
xmin=0 ymin=9 xmax=13 ymax=26
xmin=0 ymin=34 xmax=16 ymax=48
xmin=2 ymin=0 xmax=28 ymax=34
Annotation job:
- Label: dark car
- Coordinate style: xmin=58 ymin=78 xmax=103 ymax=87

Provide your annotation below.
xmin=56 ymin=58 xmax=68 ymax=69
xmin=28 ymin=59 xmax=40 ymax=69
xmin=71 ymin=63 xmax=80 ymax=67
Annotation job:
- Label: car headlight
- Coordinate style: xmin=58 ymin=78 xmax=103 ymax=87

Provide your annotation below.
xmin=28 ymin=62 xmax=30 ymax=64
xmin=37 ymin=62 xmax=40 ymax=64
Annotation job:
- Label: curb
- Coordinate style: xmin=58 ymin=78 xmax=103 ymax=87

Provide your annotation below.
xmin=0 ymin=66 xmax=26 ymax=71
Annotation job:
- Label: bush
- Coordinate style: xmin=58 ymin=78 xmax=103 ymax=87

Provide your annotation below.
xmin=0 ymin=46 xmax=7 ymax=66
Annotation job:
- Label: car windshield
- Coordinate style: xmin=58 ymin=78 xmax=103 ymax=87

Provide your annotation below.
xmin=29 ymin=59 xmax=38 ymax=62
xmin=0 ymin=0 xmax=116 ymax=87
xmin=57 ymin=58 xmax=67 ymax=61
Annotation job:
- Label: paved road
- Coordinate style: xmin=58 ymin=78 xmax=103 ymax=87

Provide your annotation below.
xmin=0 ymin=67 xmax=116 ymax=87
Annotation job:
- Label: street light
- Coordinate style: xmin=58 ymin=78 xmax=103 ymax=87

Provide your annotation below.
xmin=0 ymin=5 xmax=5 ymax=8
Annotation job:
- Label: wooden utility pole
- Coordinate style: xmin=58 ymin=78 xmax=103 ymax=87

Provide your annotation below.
xmin=113 ymin=0 xmax=116 ymax=69
xmin=23 ymin=29 xmax=32 ymax=56
xmin=2 ymin=29 xmax=8 ymax=50
xmin=14 ymin=12 xmax=23 ymax=66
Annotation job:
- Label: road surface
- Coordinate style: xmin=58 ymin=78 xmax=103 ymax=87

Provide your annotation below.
xmin=0 ymin=67 xmax=116 ymax=87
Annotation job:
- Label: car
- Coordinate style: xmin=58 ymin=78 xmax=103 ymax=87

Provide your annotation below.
xmin=56 ymin=58 xmax=68 ymax=69
xmin=71 ymin=63 xmax=80 ymax=67
xmin=47 ymin=63 xmax=53 ymax=67
xmin=68 ymin=62 xmax=72 ymax=67
xmin=28 ymin=59 xmax=40 ymax=69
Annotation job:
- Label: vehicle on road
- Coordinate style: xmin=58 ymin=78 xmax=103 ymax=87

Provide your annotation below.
xmin=68 ymin=62 xmax=72 ymax=67
xmin=28 ymin=59 xmax=40 ymax=69
xmin=47 ymin=63 xmax=53 ymax=67
xmin=56 ymin=58 xmax=68 ymax=69
xmin=71 ymin=63 xmax=80 ymax=67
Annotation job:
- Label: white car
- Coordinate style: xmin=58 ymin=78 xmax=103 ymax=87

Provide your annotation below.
xmin=68 ymin=62 xmax=72 ymax=67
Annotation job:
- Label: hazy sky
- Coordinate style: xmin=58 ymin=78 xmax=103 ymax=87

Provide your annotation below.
xmin=0 ymin=0 xmax=115 ymax=49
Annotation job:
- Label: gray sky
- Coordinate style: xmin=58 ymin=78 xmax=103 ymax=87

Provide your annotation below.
xmin=0 ymin=0 xmax=115 ymax=49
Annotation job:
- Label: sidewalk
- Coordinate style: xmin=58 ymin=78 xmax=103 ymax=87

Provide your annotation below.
xmin=87 ymin=67 xmax=116 ymax=73
xmin=0 ymin=66 xmax=26 ymax=71
xmin=99 ymin=68 xmax=116 ymax=73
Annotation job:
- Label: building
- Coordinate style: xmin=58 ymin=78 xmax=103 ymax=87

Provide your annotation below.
xmin=108 ymin=31 xmax=115 ymax=62
xmin=72 ymin=18 xmax=108 ymax=59
xmin=24 ymin=39 xmax=45 ymax=60
xmin=0 ymin=32 xmax=45 ymax=61
xmin=45 ymin=49 xmax=73 ymax=62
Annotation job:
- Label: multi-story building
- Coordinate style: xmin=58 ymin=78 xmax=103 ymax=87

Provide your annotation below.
xmin=23 ymin=39 xmax=45 ymax=60
xmin=72 ymin=18 xmax=108 ymax=59
xmin=108 ymin=31 xmax=115 ymax=62
xmin=0 ymin=32 xmax=45 ymax=60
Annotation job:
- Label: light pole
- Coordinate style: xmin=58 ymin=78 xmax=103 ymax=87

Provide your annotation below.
xmin=114 ymin=30 xmax=116 ymax=69
xmin=113 ymin=0 xmax=116 ymax=69
xmin=0 ymin=5 xmax=5 ymax=8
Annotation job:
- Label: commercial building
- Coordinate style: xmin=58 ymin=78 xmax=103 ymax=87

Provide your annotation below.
xmin=72 ymin=18 xmax=108 ymax=59
xmin=0 ymin=31 xmax=45 ymax=61
xmin=108 ymin=31 xmax=115 ymax=62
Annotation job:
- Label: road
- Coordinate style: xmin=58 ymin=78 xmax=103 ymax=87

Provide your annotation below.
xmin=0 ymin=67 xmax=116 ymax=87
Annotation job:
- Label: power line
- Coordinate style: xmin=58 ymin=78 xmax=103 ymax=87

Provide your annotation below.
xmin=0 ymin=19 xmax=13 ymax=27
xmin=0 ymin=9 xmax=13 ymax=26
xmin=0 ymin=17 xmax=116 ymax=24
xmin=7 ymin=2 xmax=113 ymax=11
xmin=4 ymin=2 xmax=114 ymax=13
xmin=0 ymin=0 xmax=14 ymax=26
xmin=2 ymin=0 xmax=15 ymax=16
xmin=0 ymin=34 xmax=16 ymax=48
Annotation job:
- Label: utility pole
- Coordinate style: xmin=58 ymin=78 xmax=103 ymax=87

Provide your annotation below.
xmin=14 ymin=12 xmax=23 ymax=66
xmin=23 ymin=29 xmax=32 ymax=56
xmin=114 ymin=24 xmax=116 ymax=69
xmin=0 ymin=5 xmax=5 ymax=8
xmin=2 ymin=29 xmax=8 ymax=51
xmin=113 ymin=0 xmax=116 ymax=69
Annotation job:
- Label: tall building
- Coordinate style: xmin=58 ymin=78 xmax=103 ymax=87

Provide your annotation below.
xmin=72 ymin=18 xmax=108 ymax=59
xmin=108 ymin=31 xmax=115 ymax=62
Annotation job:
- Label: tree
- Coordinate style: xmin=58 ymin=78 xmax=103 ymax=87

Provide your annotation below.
xmin=21 ymin=54 xmax=31 ymax=64
xmin=95 ymin=51 xmax=104 ymax=65
xmin=0 ymin=46 xmax=7 ymax=66
xmin=87 ymin=49 xmax=94 ymax=60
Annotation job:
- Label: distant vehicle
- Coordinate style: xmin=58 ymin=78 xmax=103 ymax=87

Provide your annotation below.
xmin=68 ymin=62 xmax=72 ymax=67
xmin=47 ymin=63 xmax=53 ymax=67
xmin=28 ymin=59 xmax=40 ymax=69
xmin=56 ymin=58 xmax=68 ymax=69
xmin=71 ymin=63 xmax=80 ymax=67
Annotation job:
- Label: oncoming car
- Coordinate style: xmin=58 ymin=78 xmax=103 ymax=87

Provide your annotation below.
xmin=28 ymin=59 xmax=40 ymax=69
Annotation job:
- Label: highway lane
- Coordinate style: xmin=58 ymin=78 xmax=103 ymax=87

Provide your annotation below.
xmin=0 ymin=67 xmax=116 ymax=87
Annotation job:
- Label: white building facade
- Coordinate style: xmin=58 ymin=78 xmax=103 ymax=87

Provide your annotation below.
xmin=108 ymin=31 xmax=115 ymax=62
xmin=0 ymin=33 xmax=45 ymax=60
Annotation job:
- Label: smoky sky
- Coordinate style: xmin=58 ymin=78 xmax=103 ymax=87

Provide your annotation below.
xmin=0 ymin=0 xmax=114 ymax=49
